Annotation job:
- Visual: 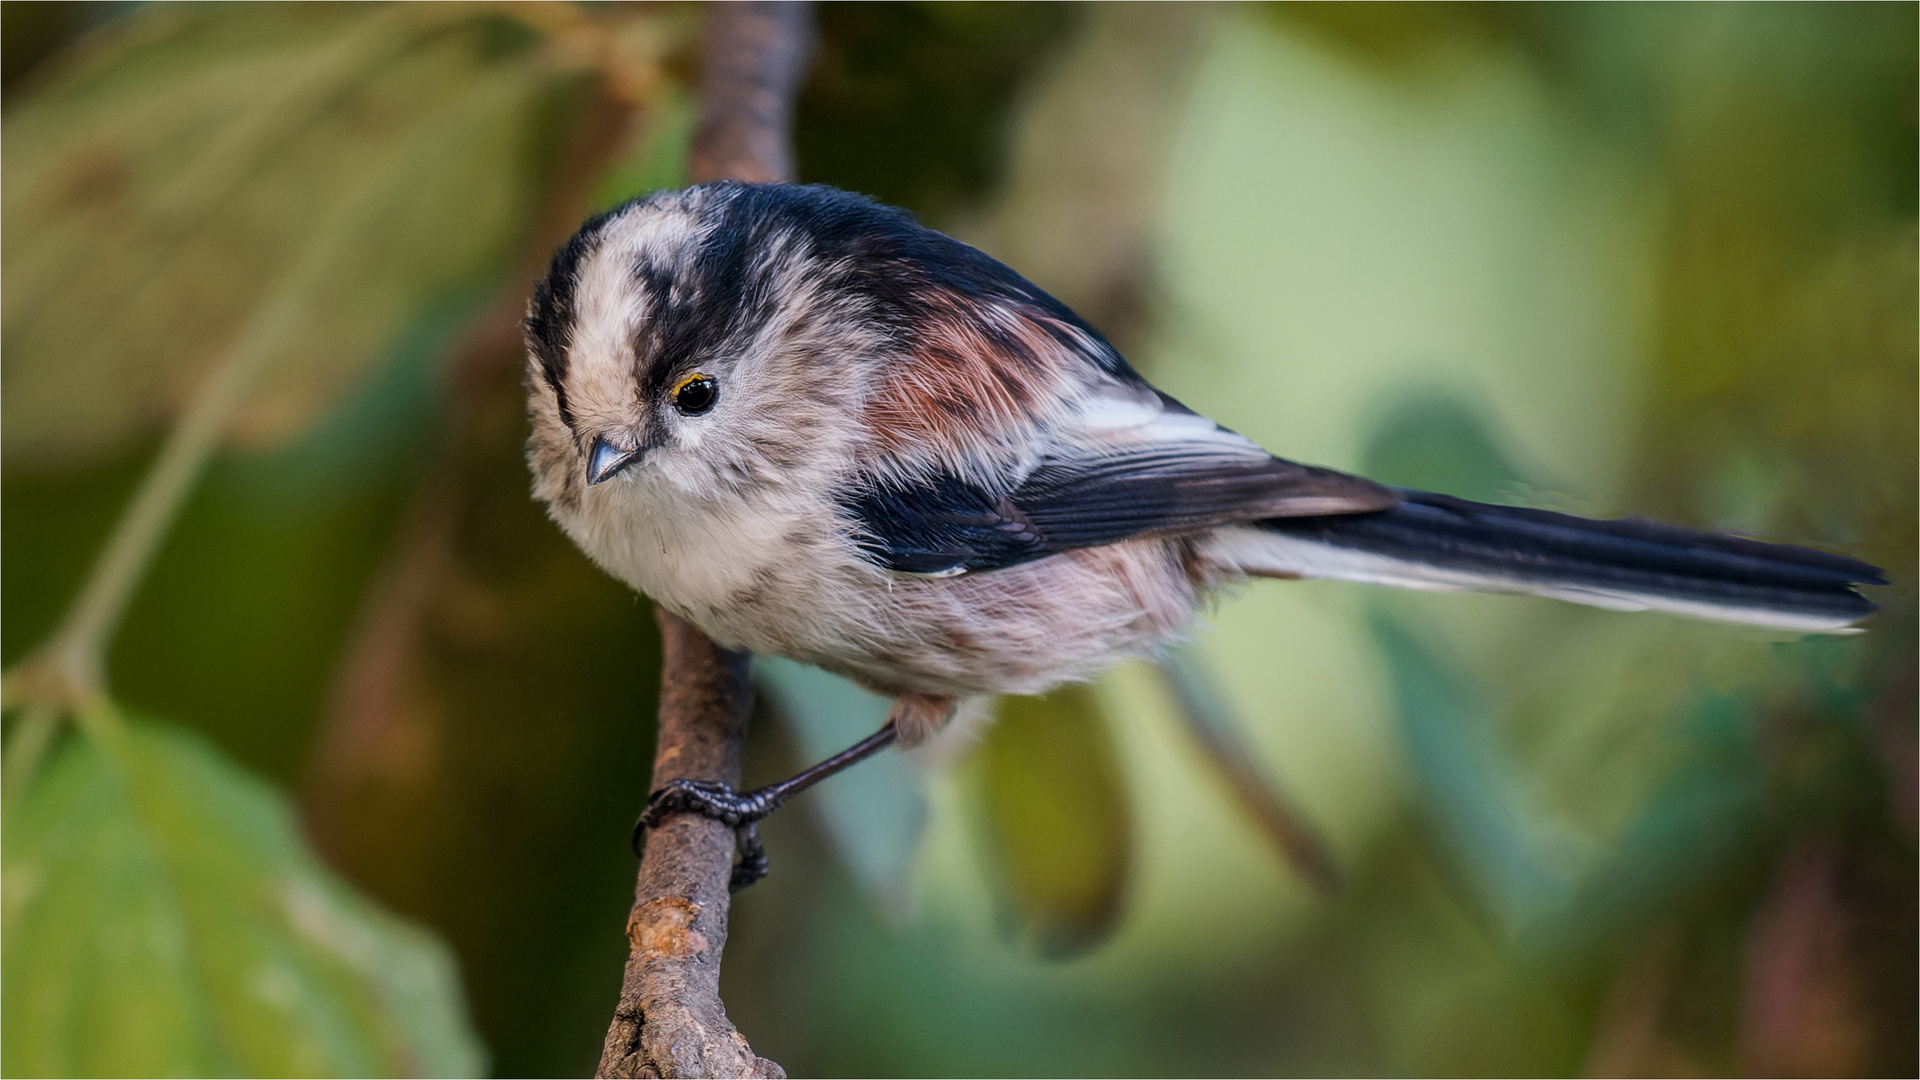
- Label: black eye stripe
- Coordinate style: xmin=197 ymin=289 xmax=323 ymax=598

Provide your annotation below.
xmin=673 ymin=374 xmax=718 ymax=415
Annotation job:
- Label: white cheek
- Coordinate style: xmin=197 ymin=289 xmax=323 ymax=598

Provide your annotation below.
xmin=648 ymin=446 xmax=710 ymax=494
xmin=657 ymin=410 xmax=714 ymax=461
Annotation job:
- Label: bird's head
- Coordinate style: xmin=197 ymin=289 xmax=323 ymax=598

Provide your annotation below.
xmin=523 ymin=184 xmax=877 ymax=519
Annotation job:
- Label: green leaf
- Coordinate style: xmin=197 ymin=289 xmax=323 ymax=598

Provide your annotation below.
xmin=1357 ymin=388 xmax=1542 ymax=506
xmin=3 ymin=706 xmax=484 ymax=1077
xmin=969 ymin=685 xmax=1132 ymax=957
xmin=1516 ymin=691 xmax=1766 ymax=962
xmin=1 ymin=4 xmax=574 ymax=470
xmin=1368 ymin=606 xmax=1575 ymax=929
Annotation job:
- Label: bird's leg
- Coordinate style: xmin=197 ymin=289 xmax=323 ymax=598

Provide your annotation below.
xmin=634 ymin=720 xmax=900 ymax=890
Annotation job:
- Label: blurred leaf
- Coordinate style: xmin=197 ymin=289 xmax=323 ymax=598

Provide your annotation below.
xmin=1 ymin=4 xmax=573 ymax=470
xmin=1368 ymin=606 xmax=1584 ymax=931
xmin=3 ymin=706 xmax=483 ymax=1078
xmin=755 ymin=658 xmax=927 ymax=919
xmin=1529 ymin=692 xmax=1766 ymax=961
xmin=1373 ymin=606 xmax=1772 ymax=959
xmin=969 ymin=684 xmax=1131 ymax=956
xmin=1264 ymin=2 xmax=1545 ymax=70
xmin=1359 ymin=387 xmax=1544 ymax=506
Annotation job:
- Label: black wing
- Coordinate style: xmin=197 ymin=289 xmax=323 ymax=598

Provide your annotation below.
xmin=845 ymin=431 xmax=1397 ymax=576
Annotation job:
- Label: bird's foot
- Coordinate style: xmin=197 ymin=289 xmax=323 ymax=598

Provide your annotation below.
xmin=629 ymin=722 xmax=902 ymax=891
xmin=641 ymin=778 xmax=787 ymax=828
xmin=633 ymin=779 xmax=787 ymax=891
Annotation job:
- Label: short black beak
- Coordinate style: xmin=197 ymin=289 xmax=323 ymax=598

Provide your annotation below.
xmin=587 ymin=437 xmax=642 ymax=485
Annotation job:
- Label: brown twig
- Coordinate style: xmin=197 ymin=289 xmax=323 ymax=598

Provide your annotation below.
xmin=597 ymin=612 xmax=774 ymax=1079
xmin=595 ymin=5 xmax=812 ymax=1078
xmin=1157 ymin=652 xmax=1343 ymax=895
xmin=686 ymin=1 xmax=812 ymax=187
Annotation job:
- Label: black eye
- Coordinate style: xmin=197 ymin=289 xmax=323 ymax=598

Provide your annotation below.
xmin=672 ymin=373 xmax=718 ymax=415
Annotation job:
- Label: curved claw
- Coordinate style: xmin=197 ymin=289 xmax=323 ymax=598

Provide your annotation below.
xmin=628 ymin=778 xmax=788 ymax=889
xmin=730 ymin=822 xmax=769 ymax=892
xmin=640 ymin=778 xmax=785 ymax=828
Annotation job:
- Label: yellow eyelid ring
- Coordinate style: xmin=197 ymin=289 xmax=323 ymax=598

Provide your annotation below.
xmin=671 ymin=372 xmax=719 ymax=414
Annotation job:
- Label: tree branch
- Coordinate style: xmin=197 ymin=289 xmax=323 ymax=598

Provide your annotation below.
xmin=686 ymin=2 xmax=812 ymax=187
xmin=595 ymin=5 xmax=812 ymax=1078
xmin=598 ymin=612 xmax=774 ymax=1079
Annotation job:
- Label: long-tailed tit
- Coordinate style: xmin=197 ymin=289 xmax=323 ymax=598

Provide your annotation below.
xmin=524 ymin=182 xmax=1882 ymax=888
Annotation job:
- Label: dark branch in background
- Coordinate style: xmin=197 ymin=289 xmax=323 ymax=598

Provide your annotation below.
xmin=1157 ymin=653 xmax=1342 ymax=895
xmin=595 ymin=5 xmax=812 ymax=1078
xmin=303 ymin=68 xmax=636 ymax=863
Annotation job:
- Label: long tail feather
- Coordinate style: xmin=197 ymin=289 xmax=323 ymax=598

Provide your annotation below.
xmin=1201 ymin=490 xmax=1885 ymax=632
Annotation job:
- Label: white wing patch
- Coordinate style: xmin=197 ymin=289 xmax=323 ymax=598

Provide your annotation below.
xmin=1063 ymin=383 xmax=1271 ymax=459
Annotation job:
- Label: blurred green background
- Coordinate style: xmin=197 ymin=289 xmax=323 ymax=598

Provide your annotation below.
xmin=2 ymin=3 xmax=1913 ymax=1077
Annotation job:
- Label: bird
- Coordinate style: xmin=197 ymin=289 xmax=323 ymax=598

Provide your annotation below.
xmin=522 ymin=181 xmax=1883 ymax=888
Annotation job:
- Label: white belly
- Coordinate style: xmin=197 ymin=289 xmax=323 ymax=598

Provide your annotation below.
xmin=556 ymin=472 xmax=1205 ymax=697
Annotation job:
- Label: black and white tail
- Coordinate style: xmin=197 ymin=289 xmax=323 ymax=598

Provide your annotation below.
xmin=1203 ymin=490 xmax=1885 ymax=632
